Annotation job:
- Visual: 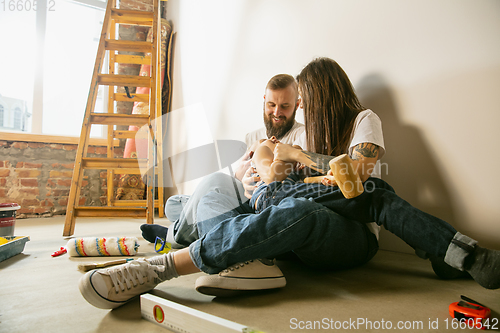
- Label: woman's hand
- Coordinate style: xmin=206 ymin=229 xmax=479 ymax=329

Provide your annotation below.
xmin=273 ymin=143 xmax=300 ymax=162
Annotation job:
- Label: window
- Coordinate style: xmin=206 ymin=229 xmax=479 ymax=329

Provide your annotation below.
xmin=13 ymin=107 xmax=22 ymax=130
xmin=0 ymin=105 xmax=4 ymax=127
xmin=0 ymin=9 xmax=35 ymax=132
xmin=0 ymin=0 xmax=106 ymax=137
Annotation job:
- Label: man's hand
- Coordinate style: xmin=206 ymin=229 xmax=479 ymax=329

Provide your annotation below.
xmin=234 ymin=150 xmax=254 ymax=181
xmin=242 ymin=165 xmax=260 ymax=199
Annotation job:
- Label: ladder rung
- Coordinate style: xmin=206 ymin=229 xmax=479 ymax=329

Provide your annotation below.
xmin=114 ymin=54 xmax=151 ymax=65
xmin=114 ymin=167 xmax=159 ymax=175
xmin=114 ymin=130 xmax=138 ymax=139
xmin=82 ymin=157 xmax=147 ymax=170
xmin=105 ymin=39 xmax=152 ymax=53
xmin=116 ymin=168 xmax=145 ymax=174
xmin=114 ymin=93 xmax=150 ymax=102
xmin=98 ymin=74 xmax=150 ymax=88
xmin=110 ymin=200 xmax=161 ymax=208
xmin=74 ymin=206 xmax=147 ymax=218
xmin=90 ymin=112 xmax=149 ymax=126
xmin=111 ymin=8 xmax=153 ymax=26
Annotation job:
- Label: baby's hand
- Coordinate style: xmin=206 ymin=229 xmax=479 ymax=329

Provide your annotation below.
xmin=295 ymin=163 xmax=305 ymax=172
xmin=321 ymin=170 xmax=337 ymax=186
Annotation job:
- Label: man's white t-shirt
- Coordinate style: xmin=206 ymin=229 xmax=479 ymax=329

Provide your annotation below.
xmin=245 ymin=120 xmax=305 ymax=149
xmin=293 ymin=109 xmax=385 ymax=238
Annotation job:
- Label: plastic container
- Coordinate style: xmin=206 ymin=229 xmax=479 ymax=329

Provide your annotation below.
xmin=0 ymin=203 xmax=21 ymax=237
xmin=0 ymin=236 xmax=30 ymax=262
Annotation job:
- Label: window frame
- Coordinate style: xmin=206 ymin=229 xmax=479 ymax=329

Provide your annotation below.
xmin=0 ymin=131 xmax=118 ymax=146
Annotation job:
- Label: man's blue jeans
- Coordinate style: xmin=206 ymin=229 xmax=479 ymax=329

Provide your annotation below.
xmin=165 ymin=172 xmax=247 ymax=248
xmin=188 ymin=175 xmax=472 ymax=274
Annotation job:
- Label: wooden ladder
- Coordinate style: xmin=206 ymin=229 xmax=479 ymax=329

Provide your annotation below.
xmin=63 ymin=0 xmax=165 ymax=236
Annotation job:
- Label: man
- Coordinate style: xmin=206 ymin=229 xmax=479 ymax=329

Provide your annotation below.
xmin=139 ymin=75 xmax=303 ymax=297
xmin=245 ymin=74 xmax=304 ymax=156
xmin=141 ymin=73 xmax=304 ymax=249
xmin=241 ymin=73 xmax=304 ymax=198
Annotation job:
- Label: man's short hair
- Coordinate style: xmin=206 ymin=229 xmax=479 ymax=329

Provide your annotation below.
xmin=266 ymin=74 xmax=297 ymax=92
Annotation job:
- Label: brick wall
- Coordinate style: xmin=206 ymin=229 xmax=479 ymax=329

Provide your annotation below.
xmin=0 ymin=140 xmax=123 ymax=218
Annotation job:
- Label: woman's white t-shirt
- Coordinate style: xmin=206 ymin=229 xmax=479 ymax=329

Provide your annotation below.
xmin=293 ymin=109 xmax=385 ymax=238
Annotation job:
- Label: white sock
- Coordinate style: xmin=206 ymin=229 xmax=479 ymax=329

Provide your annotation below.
xmin=147 ymin=252 xmax=179 ymax=281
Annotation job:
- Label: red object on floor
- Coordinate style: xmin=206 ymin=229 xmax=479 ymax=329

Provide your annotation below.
xmin=51 ymin=247 xmax=67 ymax=257
xmin=449 ymin=295 xmax=491 ymax=330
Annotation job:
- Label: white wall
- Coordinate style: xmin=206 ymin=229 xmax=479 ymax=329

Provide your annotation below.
xmin=164 ymin=0 xmax=500 ymax=252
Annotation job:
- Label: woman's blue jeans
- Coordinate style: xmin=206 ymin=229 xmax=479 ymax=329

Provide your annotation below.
xmin=188 ymin=176 xmax=464 ymax=274
xmin=166 ymin=173 xmax=379 ymax=274
xmin=191 ymin=195 xmax=378 ymax=274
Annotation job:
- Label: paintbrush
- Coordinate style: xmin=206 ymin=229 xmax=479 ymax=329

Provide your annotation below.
xmin=77 ymin=258 xmax=133 ymax=272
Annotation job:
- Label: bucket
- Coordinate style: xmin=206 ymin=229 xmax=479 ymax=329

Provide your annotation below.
xmin=0 ymin=203 xmax=21 ymax=237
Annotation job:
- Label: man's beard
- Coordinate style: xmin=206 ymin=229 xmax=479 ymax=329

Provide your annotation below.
xmin=264 ymin=108 xmax=296 ymax=140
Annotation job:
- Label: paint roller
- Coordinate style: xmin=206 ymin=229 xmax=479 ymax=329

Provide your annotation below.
xmin=66 ymin=237 xmax=140 ymax=257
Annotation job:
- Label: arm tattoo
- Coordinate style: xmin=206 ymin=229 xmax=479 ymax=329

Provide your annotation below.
xmin=351 ymin=143 xmax=379 ymax=160
xmin=302 ymin=151 xmax=334 ymax=174
xmin=303 ymin=143 xmax=379 ymax=173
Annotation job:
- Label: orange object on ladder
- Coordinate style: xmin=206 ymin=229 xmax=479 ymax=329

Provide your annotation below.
xmin=63 ymin=0 xmax=165 ymax=236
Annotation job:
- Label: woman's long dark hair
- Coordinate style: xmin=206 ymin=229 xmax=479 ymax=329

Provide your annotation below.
xmin=297 ymin=58 xmax=365 ymax=156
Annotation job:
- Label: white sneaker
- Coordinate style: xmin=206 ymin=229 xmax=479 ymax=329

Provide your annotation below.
xmin=79 ymin=259 xmax=165 ymax=309
xmin=195 ymin=259 xmax=286 ymax=297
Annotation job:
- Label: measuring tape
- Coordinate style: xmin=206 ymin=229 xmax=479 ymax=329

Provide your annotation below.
xmin=449 ymin=295 xmax=491 ymax=330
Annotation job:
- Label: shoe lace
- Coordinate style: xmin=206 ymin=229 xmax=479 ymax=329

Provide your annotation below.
xmin=108 ymin=259 xmax=165 ymax=293
xmin=222 ymin=260 xmax=254 ymax=273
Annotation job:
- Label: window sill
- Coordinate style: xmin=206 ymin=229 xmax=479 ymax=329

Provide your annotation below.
xmin=0 ymin=132 xmax=119 ymax=147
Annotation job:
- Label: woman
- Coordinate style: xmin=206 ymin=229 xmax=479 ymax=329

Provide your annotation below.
xmin=79 ymin=58 xmax=499 ymax=309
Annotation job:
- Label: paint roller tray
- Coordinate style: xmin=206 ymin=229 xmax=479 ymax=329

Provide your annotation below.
xmin=0 ymin=236 xmax=30 ymax=262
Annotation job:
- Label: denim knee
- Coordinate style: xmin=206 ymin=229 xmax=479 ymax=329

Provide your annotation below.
xmin=165 ymin=194 xmax=190 ymax=221
xmin=201 ymin=172 xmax=234 ymax=190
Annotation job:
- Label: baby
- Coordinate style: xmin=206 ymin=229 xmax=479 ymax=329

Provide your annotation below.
xmin=249 ymin=136 xmax=298 ymax=184
xmin=248 ymin=136 xmax=302 ymax=210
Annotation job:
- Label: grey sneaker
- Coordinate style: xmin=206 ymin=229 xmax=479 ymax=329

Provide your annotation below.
xmin=195 ymin=259 xmax=286 ymax=297
xmin=79 ymin=259 xmax=165 ymax=309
